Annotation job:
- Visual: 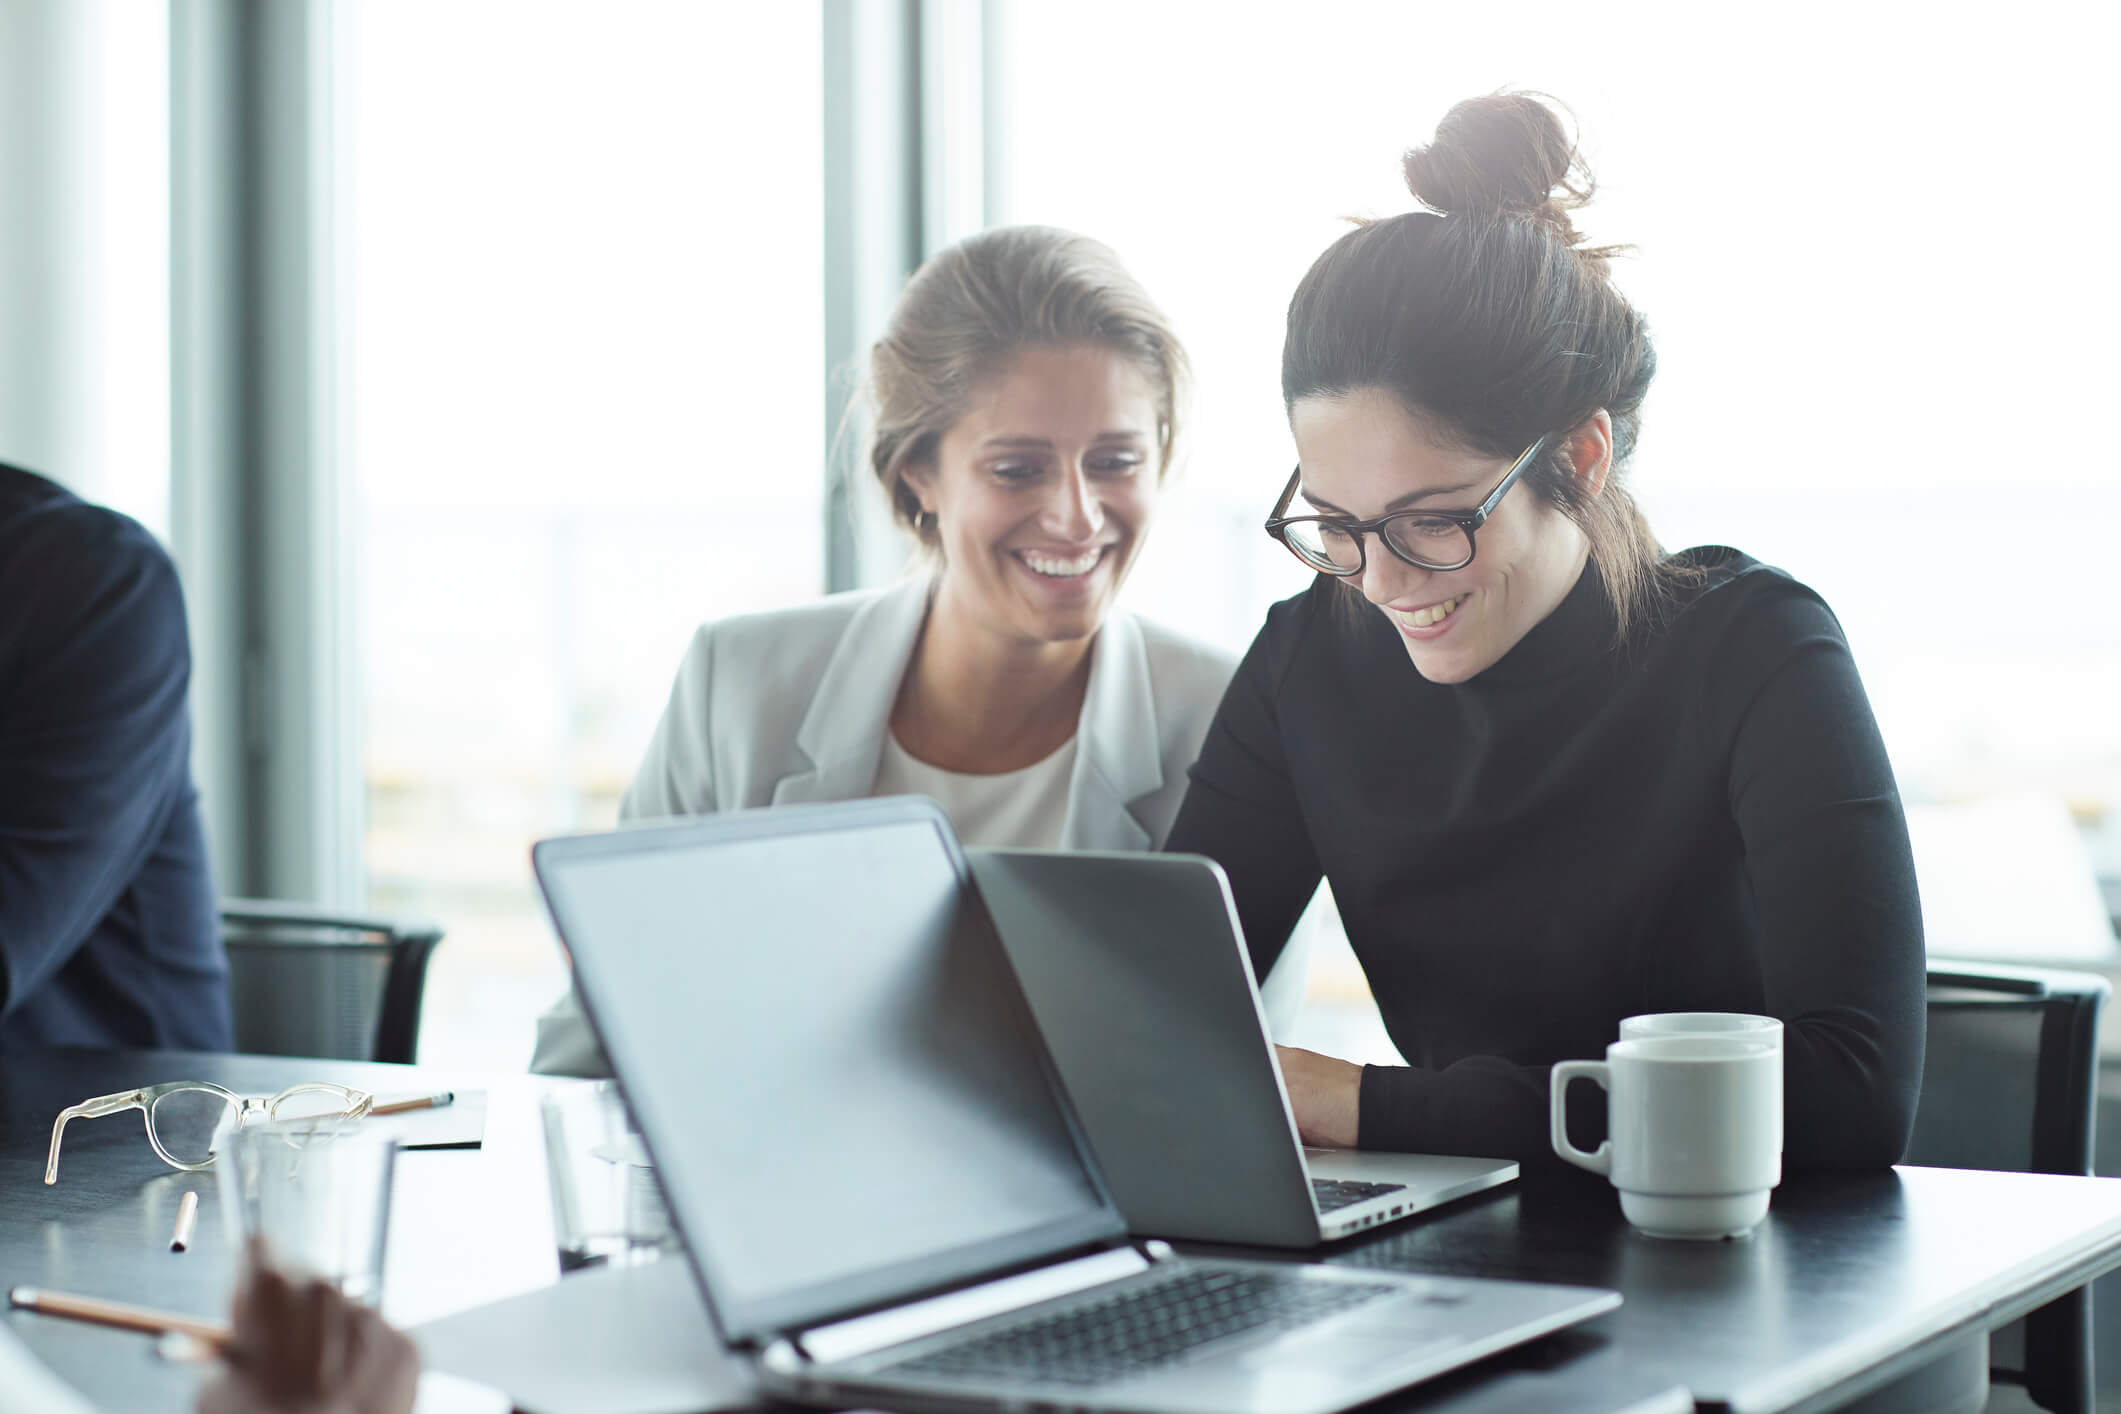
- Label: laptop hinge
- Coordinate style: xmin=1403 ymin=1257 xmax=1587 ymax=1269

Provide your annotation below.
xmin=794 ymin=1245 xmax=1154 ymax=1366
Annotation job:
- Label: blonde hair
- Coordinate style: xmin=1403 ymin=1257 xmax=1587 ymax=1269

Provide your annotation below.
xmin=865 ymin=226 xmax=1189 ymax=549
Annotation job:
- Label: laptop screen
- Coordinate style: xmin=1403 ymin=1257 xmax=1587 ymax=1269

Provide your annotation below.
xmin=535 ymin=799 xmax=1122 ymax=1343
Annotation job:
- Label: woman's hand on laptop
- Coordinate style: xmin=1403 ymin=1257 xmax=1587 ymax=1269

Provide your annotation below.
xmin=1274 ymin=1045 xmax=1362 ymax=1149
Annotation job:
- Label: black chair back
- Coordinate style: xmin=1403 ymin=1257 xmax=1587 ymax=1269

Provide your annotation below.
xmin=1908 ymin=959 xmax=2109 ymax=1414
xmin=220 ymin=899 xmax=445 ymax=1063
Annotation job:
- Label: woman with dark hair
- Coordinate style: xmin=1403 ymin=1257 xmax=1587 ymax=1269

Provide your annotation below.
xmin=1168 ymin=93 xmax=1924 ymax=1169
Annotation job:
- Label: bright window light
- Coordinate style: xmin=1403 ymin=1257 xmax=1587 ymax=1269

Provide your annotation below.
xmin=992 ymin=0 xmax=2121 ymax=1058
xmin=346 ymin=1 xmax=823 ymax=1068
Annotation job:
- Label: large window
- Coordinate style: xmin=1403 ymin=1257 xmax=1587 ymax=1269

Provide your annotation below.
xmin=16 ymin=4 xmax=2112 ymax=1076
xmin=0 ymin=1 xmax=168 ymax=533
xmin=346 ymin=3 xmax=824 ymax=1067
xmin=992 ymin=2 xmax=2121 ymax=1057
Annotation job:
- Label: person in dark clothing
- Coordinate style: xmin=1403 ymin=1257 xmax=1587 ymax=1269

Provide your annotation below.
xmin=0 ymin=462 xmax=230 ymax=1052
xmin=1167 ymin=93 xmax=1924 ymax=1170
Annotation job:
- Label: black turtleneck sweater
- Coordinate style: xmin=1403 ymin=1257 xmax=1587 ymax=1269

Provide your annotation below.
xmin=1165 ymin=547 xmax=1925 ymax=1170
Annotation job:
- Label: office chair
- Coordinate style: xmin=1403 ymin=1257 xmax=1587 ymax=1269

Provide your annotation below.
xmin=1906 ymin=959 xmax=2109 ymax=1414
xmin=219 ymin=899 xmax=445 ymax=1064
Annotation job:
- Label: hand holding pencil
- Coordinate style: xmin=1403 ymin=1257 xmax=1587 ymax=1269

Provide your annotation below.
xmin=194 ymin=1237 xmax=418 ymax=1414
xmin=9 ymin=1238 xmax=420 ymax=1414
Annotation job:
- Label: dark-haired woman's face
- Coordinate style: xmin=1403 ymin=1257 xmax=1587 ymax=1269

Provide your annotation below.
xmin=907 ymin=344 xmax=1161 ymax=649
xmin=1290 ymin=389 xmax=1588 ymax=685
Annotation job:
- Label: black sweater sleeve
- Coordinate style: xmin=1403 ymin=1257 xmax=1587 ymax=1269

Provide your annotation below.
xmin=1356 ymin=1056 xmax=1571 ymax=1164
xmin=1165 ymin=602 xmax=1322 ymax=984
xmin=1355 ymin=583 xmax=1924 ymax=1167
xmin=1715 ymin=592 xmax=1926 ymax=1167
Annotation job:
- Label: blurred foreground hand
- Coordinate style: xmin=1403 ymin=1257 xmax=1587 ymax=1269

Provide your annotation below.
xmin=196 ymin=1239 xmax=419 ymax=1414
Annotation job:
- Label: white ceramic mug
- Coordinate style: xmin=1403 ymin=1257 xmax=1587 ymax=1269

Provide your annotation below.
xmin=1550 ymin=1034 xmax=1782 ymax=1240
xmin=1620 ymin=1011 xmax=1784 ymax=1055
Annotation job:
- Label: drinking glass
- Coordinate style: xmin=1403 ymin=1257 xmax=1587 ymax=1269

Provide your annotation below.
xmin=540 ymin=1081 xmax=673 ymax=1272
xmin=216 ymin=1119 xmax=397 ymax=1304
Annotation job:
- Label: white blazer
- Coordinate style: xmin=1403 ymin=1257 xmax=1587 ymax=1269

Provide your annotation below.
xmin=532 ymin=576 xmax=1312 ymax=1075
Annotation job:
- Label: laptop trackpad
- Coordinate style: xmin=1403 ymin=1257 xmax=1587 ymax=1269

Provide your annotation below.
xmin=1238 ymin=1313 xmax=1464 ymax=1377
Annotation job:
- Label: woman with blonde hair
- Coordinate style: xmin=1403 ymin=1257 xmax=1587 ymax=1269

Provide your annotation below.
xmin=534 ymin=226 xmax=1309 ymax=1073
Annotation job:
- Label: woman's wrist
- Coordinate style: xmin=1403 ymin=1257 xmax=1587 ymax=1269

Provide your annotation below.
xmin=1275 ymin=1045 xmax=1365 ymax=1149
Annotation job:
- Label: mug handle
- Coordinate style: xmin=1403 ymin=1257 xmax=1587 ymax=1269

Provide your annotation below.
xmin=1550 ymin=1060 xmax=1612 ymax=1175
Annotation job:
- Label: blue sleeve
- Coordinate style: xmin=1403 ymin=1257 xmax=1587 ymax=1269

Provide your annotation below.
xmin=0 ymin=506 xmax=198 ymax=1019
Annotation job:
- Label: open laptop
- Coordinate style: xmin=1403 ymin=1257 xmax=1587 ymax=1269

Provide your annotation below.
xmin=531 ymin=797 xmax=1617 ymax=1414
xmin=967 ymin=849 xmax=1516 ymax=1246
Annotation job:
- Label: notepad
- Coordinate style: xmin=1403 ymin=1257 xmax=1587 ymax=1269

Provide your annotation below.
xmin=369 ymin=1091 xmax=487 ymax=1150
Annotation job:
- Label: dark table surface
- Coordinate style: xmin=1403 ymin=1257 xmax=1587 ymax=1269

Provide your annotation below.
xmin=8 ymin=1049 xmax=2121 ymax=1414
xmin=1318 ymin=1163 xmax=2121 ymax=1413
xmin=4 ymin=1049 xmax=561 ymax=1410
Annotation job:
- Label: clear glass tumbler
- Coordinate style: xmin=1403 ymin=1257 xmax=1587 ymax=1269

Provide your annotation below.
xmin=216 ymin=1119 xmax=397 ymax=1304
xmin=540 ymin=1080 xmax=673 ymax=1272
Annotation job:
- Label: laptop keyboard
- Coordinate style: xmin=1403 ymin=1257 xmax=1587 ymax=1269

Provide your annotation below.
xmin=1312 ymin=1177 xmax=1408 ymax=1213
xmin=884 ymin=1266 xmax=1399 ymax=1388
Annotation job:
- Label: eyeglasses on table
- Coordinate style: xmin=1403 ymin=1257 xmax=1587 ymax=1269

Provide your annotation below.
xmin=44 ymin=1081 xmax=375 ymax=1185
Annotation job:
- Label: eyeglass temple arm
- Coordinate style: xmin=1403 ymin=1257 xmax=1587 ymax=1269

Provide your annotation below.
xmin=1266 ymin=467 xmax=1302 ymax=526
xmin=44 ymin=1090 xmax=146 ymax=1185
xmin=1476 ymin=433 xmax=1555 ymax=520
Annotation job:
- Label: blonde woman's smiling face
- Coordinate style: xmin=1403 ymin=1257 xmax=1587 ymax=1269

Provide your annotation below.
xmin=1290 ymin=388 xmax=1590 ymax=684
xmin=906 ymin=344 xmax=1162 ymax=648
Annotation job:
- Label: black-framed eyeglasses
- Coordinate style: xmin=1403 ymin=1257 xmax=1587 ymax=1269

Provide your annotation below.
xmin=1264 ymin=432 xmax=1556 ymax=576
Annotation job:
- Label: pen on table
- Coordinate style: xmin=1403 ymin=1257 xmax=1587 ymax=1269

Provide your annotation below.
xmin=372 ymin=1090 xmax=454 ymax=1117
xmin=8 ymin=1286 xmax=230 ymax=1352
xmin=169 ymin=1190 xmax=198 ymax=1252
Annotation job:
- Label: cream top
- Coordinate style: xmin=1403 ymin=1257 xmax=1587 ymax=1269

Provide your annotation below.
xmin=869 ymin=732 xmax=1079 ymax=849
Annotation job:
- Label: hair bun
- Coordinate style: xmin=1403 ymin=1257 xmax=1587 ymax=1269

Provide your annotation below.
xmin=1402 ymin=92 xmax=1592 ymax=242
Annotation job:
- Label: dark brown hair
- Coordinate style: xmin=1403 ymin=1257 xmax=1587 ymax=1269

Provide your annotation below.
xmin=867 ymin=226 xmax=1189 ymax=550
xmin=1284 ymin=91 xmax=1683 ymax=642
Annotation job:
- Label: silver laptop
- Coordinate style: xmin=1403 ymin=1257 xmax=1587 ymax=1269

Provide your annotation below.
xmin=967 ymin=849 xmax=1517 ymax=1246
xmin=531 ymin=797 xmax=1617 ymax=1414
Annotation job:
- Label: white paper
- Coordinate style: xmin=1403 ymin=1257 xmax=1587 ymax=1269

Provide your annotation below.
xmin=411 ymin=1257 xmax=755 ymax=1414
xmin=0 ymin=1321 xmax=98 ymax=1414
xmin=414 ymin=1370 xmax=512 ymax=1414
xmin=1906 ymin=794 xmax=2118 ymax=964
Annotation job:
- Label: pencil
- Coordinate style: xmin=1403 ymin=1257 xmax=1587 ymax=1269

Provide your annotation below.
xmin=170 ymin=1191 xmax=198 ymax=1252
xmin=372 ymin=1090 xmax=454 ymax=1116
xmin=8 ymin=1286 xmax=230 ymax=1350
